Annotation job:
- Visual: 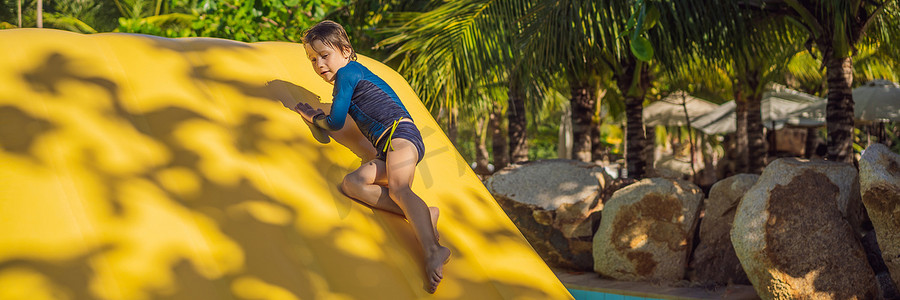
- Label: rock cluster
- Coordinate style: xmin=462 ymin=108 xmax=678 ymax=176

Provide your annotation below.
xmin=485 ymin=159 xmax=610 ymax=270
xmin=488 ymin=146 xmax=899 ymax=298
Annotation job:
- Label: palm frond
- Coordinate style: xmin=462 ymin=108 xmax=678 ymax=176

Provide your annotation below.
xmin=45 ymin=13 xmax=98 ymax=33
xmin=141 ymin=12 xmax=195 ymax=29
xmin=378 ymin=0 xmax=539 ymax=115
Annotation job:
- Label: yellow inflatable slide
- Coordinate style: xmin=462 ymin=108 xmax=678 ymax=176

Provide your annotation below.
xmin=0 ymin=29 xmax=572 ymax=300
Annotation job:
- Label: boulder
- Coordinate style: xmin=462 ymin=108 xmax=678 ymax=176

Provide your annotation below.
xmin=592 ymin=178 xmax=703 ymax=282
xmin=859 ymin=143 xmax=900 ymax=291
xmin=861 ymin=230 xmax=900 ymax=299
xmin=691 ymin=174 xmax=758 ymax=285
xmin=732 ymin=158 xmax=877 ymax=299
xmin=485 ymin=159 xmax=610 ymax=270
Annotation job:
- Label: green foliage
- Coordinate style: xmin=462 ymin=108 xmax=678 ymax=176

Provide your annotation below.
xmin=46 ymin=13 xmax=98 ymax=33
xmin=887 ymin=123 xmax=900 ymax=154
xmin=0 ymin=0 xmax=28 ymax=27
xmin=199 ymin=1 xmax=329 ymax=40
xmin=58 ymin=0 xmax=119 ymax=32
xmin=5 ymin=0 xmax=899 ymax=171
xmin=854 ymin=123 xmax=900 ymax=155
xmin=527 ymin=118 xmax=560 ymax=161
xmin=377 ymin=0 xmax=541 ymax=116
xmin=188 ymin=0 xmax=344 ymax=42
xmin=629 ymin=36 xmax=654 ymax=62
xmin=117 ymin=13 xmax=194 ymax=37
xmin=107 ymin=0 xmax=348 ymax=42
xmin=624 ymin=0 xmax=655 ymax=62
xmin=0 ymin=0 xmax=118 ymax=31
xmin=599 ymin=123 xmax=623 ymax=155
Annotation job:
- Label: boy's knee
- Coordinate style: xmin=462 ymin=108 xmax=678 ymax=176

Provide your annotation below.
xmin=343 ymin=173 xmax=363 ymax=189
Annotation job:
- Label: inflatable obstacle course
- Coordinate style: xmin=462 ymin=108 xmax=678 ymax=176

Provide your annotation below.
xmin=0 ymin=29 xmax=572 ymax=300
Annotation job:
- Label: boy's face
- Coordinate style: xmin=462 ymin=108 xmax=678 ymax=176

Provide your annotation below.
xmin=305 ymin=40 xmax=351 ymax=83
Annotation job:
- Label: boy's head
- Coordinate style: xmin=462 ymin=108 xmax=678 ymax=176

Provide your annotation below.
xmin=303 ymin=20 xmax=357 ymax=83
xmin=303 ymin=20 xmax=357 ymax=61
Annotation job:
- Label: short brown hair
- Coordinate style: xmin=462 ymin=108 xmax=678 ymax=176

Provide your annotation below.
xmin=303 ymin=20 xmax=357 ymax=61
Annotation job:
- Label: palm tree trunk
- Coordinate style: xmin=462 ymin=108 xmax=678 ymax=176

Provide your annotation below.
xmin=645 ymin=125 xmax=655 ymax=171
xmin=571 ymin=80 xmax=595 ymax=162
xmin=746 ymin=87 xmax=766 ymax=173
xmin=804 ymin=127 xmax=817 ymax=158
xmin=558 ymin=105 xmax=573 ymax=159
xmin=624 ymin=95 xmax=647 ymax=179
xmin=474 ymin=116 xmax=491 ymax=175
xmin=36 ymin=0 xmax=42 ymax=28
xmin=447 ymin=106 xmax=458 ymax=147
xmin=507 ymin=80 xmax=528 ymax=163
xmin=590 ymin=121 xmax=602 ymax=162
xmin=619 ymin=61 xmax=648 ymax=179
xmin=17 ymin=0 xmax=22 ymax=27
xmin=591 ymin=88 xmax=607 ymax=162
xmin=824 ymin=56 xmax=856 ymax=164
xmin=490 ymin=106 xmax=508 ymax=171
xmin=733 ymin=80 xmax=750 ymax=174
xmin=680 ymin=94 xmax=696 ymax=177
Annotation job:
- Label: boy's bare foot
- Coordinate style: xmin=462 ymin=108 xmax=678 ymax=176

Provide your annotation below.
xmin=424 ymin=245 xmax=451 ymax=294
xmin=429 ymin=207 xmax=440 ymax=241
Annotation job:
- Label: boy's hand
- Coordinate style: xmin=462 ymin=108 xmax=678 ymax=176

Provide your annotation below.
xmin=294 ymin=102 xmax=324 ymax=122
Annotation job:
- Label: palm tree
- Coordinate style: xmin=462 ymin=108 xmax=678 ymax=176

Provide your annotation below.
xmin=604 ymin=0 xmax=668 ymax=179
xmin=518 ymin=0 xmax=721 ymax=178
xmin=378 ymin=0 xmax=669 ymax=178
xmin=731 ymin=56 xmax=798 ymax=174
xmin=377 ymin=0 xmax=549 ymax=168
xmin=788 ymin=1 xmax=900 ymax=163
xmin=786 ymin=38 xmax=900 ymax=96
xmin=732 ymin=19 xmax=807 ymax=173
xmin=524 ymin=0 xmax=663 ymax=178
xmin=688 ymin=0 xmax=900 ymax=164
xmin=523 ymin=1 xmax=610 ymax=163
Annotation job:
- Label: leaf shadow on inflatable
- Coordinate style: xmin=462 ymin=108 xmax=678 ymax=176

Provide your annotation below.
xmin=0 ymin=30 xmax=568 ymax=300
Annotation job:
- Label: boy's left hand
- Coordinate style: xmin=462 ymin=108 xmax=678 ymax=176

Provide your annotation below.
xmin=294 ymin=102 xmax=324 ymax=122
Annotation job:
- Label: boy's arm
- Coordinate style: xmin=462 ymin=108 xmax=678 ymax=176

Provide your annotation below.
xmin=314 ymin=67 xmax=360 ymax=130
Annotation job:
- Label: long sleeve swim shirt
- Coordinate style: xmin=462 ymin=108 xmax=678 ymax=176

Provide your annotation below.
xmin=313 ymin=61 xmax=413 ymax=147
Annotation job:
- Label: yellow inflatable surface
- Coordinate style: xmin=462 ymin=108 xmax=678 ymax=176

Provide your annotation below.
xmin=0 ymin=29 xmax=572 ymax=300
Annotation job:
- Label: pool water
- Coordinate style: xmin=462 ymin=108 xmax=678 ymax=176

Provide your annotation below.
xmin=567 ymin=288 xmax=662 ymax=300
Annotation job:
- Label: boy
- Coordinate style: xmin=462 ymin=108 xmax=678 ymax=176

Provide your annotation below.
xmin=292 ymin=20 xmax=450 ymax=294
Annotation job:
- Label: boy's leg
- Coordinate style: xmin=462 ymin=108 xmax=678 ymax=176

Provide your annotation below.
xmin=342 ymin=160 xmax=441 ymax=239
xmin=385 ymin=139 xmax=450 ymax=294
xmin=342 ymin=159 xmax=401 ymax=215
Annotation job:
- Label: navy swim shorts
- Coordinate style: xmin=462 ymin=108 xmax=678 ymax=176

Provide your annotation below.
xmin=375 ymin=121 xmax=425 ymax=164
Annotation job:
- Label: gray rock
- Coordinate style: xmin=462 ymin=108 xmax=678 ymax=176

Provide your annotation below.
xmin=593 ymin=178 xmax=703 ymax=283
xmin=691 ymin=174 xmax=758 ymax=286
xmin=863 ymin=230 xmax=900 ymax=299
xmin=486 ymin=159 xmax=609 ymax=211
xmin=486 ymin=159 xmax=610 ymax=270
xmin=860 ymin=143 xmax=900 ymax=292
xmin=732 ymin=158 xmax=877 ymax=299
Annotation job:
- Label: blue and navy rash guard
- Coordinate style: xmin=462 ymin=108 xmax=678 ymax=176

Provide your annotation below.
xmin=313 ymin=61 xmax=413 ymax=146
